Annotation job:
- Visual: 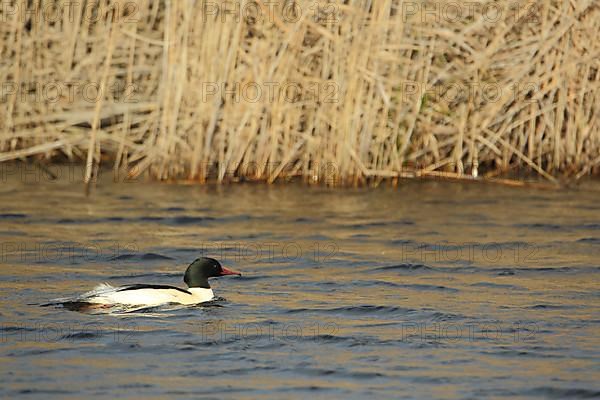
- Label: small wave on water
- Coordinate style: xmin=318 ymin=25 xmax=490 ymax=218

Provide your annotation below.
xmin=577 ymin=237 xmax=600 ymax=244
xmin=0 ymin=212 xmax=27 ymax=219
xmin=491 ymin=266 xmax=581 ymax=275
xmin=370 ymin=263 xmax=433 ymax=272
xmin=59 ymin=331 xmax=104 ymax=341
xmin=108 ymin=252 xmax=175 ymax=261
xmin=523 ymin=387 xmax=600 ymax=399
xmin=354 ymin=280 xmax=459 ymax=292
xmin=286 ymin=305 xmax=414 ymax=316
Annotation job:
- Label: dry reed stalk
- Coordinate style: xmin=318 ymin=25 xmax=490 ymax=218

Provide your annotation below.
xmin=84 ymin=12 xmax=116 ymax=195
xmin=0 ymin=0 xmax=598 ymax=186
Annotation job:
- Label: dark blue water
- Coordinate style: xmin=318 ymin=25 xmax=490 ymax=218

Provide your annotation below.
xmin=1 ymin=171 xmax=599 ymax=398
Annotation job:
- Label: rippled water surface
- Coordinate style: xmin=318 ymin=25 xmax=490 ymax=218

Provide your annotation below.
xmin=1 ymin=170 xmax=599 ymax=399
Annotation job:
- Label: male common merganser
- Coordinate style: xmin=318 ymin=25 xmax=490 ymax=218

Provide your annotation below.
xmin=53 ymin=257 xmax=241 ymax=308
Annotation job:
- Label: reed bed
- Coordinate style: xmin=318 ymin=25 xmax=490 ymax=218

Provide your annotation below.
xmin=0 ymin=0 xmax=599 ymax=186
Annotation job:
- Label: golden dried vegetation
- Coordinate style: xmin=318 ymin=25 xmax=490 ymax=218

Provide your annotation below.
xmin=0 ymin=0 xmax=598 ymax=186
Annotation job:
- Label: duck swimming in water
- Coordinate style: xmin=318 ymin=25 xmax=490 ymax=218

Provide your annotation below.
xmin=50 ymin=257 xmax=241 ymax=308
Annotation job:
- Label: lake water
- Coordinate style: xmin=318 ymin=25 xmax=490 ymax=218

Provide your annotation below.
xmin=1 ymin=166 xmax=599 ymax=399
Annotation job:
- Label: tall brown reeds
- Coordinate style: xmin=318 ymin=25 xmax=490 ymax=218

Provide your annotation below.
xmin=0 ymin=0 xmax=598 ymax=185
